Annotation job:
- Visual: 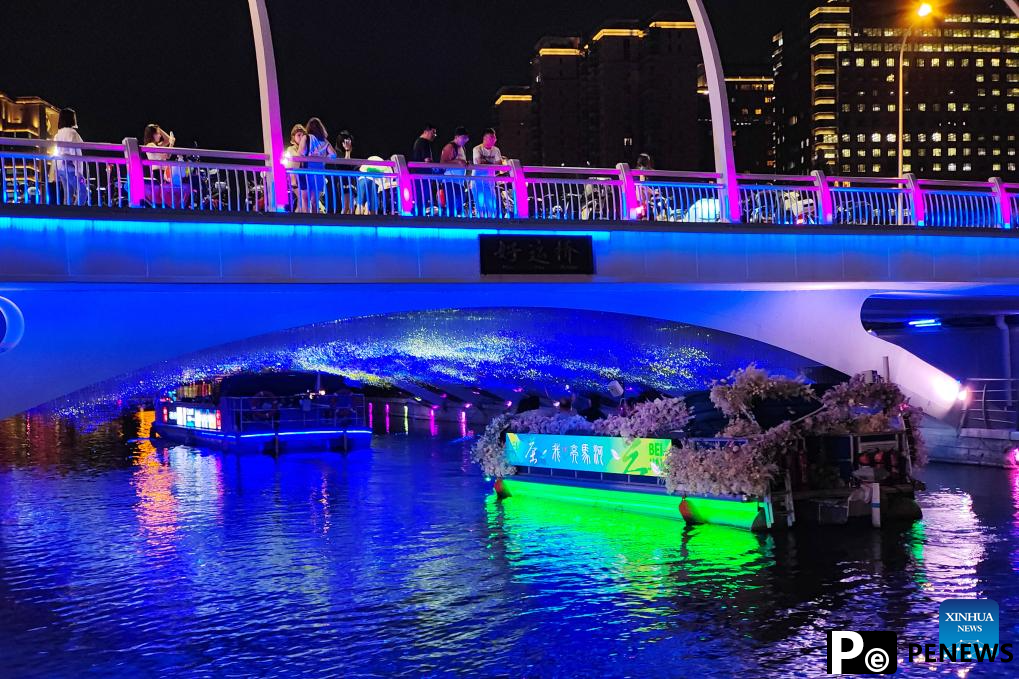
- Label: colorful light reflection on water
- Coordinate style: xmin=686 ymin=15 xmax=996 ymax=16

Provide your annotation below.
xmin=0 ymin=412 xmax=1018 ymax=678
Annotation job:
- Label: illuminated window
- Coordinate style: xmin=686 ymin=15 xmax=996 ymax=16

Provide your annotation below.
xmin=993 ymin=163 xmax=1002 ymax=171
xmin=948 ymin=148 xmax=957 ymax=156
xmin=933 ymin=163 xmax=942 ymax=171
xmin=963 ymin=163 xmax=973 ymax=171
xmin=872 ymin=164 xmax=882 ymax=172
xmin=918 ymin=103 xmax=927 ymax=111
xmin=903 ymin=149 xmax=912 ymax=157
xmin=963 ymin=133 xmax=972 ymax=141
xmin=903 ymin=163 xmax=912 ymax=172
xmin=886 ymin=133 xmax=896 ymax=143
xmin=855 ymin=57 xmax=865 ymax=67
xmin=871 ymin=133 xmax=881 ymax=142
xmin=948 ymin=163 xmax=957 ymax=172
xmin=947 ymin=103 xmax=957 ymax=111
xmin=933 ymin=148 xmax=943 ymax=156
xmin=872 ymin=148 xmax=881 ymax=157
xmin=841 ymin=148 xmax=851 ymax=157
xmin=856 ymin=133 xmax=866 ymax=143
xmin=918 ymin=133 xmax=927 ymax=142
xmin=888 ymin=103 xmax=896 ymax=112
xmin=976 ymin=73 xmax=985 ymax=82
xmin=932 ymin=132 xmax=942 ymax=142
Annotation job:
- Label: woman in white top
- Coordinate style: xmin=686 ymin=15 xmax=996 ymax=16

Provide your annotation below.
xmin=142 ymin=123 xmax=178 ymax=206
xmin=295 ymin=117 xmax=336 ymax=213
xmin=471 ymin=128 xmax=504 ymax=218
xmin=53 ymin=108 xmax=86 ymax=206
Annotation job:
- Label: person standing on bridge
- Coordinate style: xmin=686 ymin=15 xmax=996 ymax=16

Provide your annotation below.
xmin=295 ymin=117 xmax=336 ymax=214
xmin=411 ymin=124 xmax=438 ymax=215
xmin=52 ymin=108 xmax=87 ymax=206
xmin=472 ymin=128 xmax=504 ymax=218
xmin=284 ymin=124 xmax=307 ymax=208
xmin=439 ymin=127 xmax=470 ymax=217
xmin=335 ymin=130 xmax=356 ymax=214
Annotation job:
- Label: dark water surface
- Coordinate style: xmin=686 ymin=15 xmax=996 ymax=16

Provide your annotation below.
xmin=1 ymin=412 xmax=1017 ymax=678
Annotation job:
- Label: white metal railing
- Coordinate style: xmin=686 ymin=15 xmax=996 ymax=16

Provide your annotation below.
xmin=828 ymin=176 xmax=914 ymax=226
xmin=522 ymin=166 xmax=624 ymax=221
xmin=288 ymin=155 xmax=400 ymax=216
xmin=918 ymin=178 xmax=1001 ymax=228
xmin=0 ymin=137 xmax=129 ymax=208
xmin=0 ymin=134 xmax=1016 ymax=229
xmin=139 ymin=145 xmax=270 ymax=212
xmin=633 ymin=170 xmax=725 ymax=222
xmin=406 ymin=161 xmax=514 ymax=219
xmin=738 ymin=174 xmax=820 ymax=225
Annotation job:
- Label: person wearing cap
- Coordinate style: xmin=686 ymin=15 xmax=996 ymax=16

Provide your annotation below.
xmin=411 ymin=125 xmax=438 ymax=215
xmin=439 ymin=126 xmax=469 ymax=217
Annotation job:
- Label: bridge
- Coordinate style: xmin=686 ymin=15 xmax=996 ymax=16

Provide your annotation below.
xmin=3 ymin=0 xmax=1019 ymax=422
xmin=3 ymin=132 xmax=1019 ymax=419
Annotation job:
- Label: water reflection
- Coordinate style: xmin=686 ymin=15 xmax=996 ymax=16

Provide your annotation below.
xmin=0 ymin=412 xmax=1018 ymax=677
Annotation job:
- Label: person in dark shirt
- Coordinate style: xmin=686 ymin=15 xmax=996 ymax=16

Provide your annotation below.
xmin=411 ymin=124 xmax=438 ymax=215
xmin=411 ymin=124 xmax=437 ymax=163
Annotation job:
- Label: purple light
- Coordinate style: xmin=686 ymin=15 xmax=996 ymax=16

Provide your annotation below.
xmin=1011 ymin=447 xmax=1019 ymax=465
xmin=505 ymin=400 xmax=513 ymax=408
xmin=464 ymin=403 xmax=472 ymax=409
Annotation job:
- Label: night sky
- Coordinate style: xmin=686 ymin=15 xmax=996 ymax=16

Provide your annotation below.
xmin=0 ymin=1 xmax=778 ymax=157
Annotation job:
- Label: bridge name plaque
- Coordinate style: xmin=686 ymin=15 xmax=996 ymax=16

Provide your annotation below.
xmin=479 ymin=235 xmax=594 ymax=275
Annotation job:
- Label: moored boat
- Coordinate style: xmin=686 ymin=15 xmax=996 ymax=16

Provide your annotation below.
xmin=151 ymin=371 xmax=372 ymax=453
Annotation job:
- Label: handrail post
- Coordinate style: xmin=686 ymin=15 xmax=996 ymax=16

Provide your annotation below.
xmin=391 ymin=154 xmax=415 ymax=216
xmin=507 ymin=159 xmax=529 ymax=219
xmin=122 ymin=137 xmax=145 ymax=208
xmin=904 ymin=172 xmax=925 ymax=226
xmin=811 ymin=170 xmax=833 ymax=224
xmin=990 ymin=176 xmax=1012 ymax=229
xmin=616 ymin=162 xmax=639 ymax=220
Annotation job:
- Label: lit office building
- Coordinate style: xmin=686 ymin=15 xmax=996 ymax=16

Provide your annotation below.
xmin=0 ymin=90 xmax=59 ymax=140
xmin=773 ymin=0 xmax=1019 ymax=179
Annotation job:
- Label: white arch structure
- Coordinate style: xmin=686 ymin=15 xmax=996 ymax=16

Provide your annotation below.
xmin=243 ymin=0 xmax=741 ymax=219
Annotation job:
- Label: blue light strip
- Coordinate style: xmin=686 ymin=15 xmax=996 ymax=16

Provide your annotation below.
xmin=907 ymin=318 xmax=941 ymax=327
xmin=237 ymin=429 xmax=372 ymax=439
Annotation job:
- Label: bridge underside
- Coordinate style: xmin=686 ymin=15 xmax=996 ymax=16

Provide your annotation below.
xmin=0 ymin=281 xmax=969 ymax=420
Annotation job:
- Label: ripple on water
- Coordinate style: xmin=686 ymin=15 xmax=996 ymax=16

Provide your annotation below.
xmin=1 ymin=414 xmax=1019 ymax=677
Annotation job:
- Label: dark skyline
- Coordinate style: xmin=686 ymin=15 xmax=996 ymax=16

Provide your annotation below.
xmin=0 ymin=1 xmax=778 ymax=157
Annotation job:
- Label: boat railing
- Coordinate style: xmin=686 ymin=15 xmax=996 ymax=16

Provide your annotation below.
xmin=222 ymin=394 xmax=367 ymax=433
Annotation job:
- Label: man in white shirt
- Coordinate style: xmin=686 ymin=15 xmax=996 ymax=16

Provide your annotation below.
xmin=471 ymin=128 xmax=504 ymax=218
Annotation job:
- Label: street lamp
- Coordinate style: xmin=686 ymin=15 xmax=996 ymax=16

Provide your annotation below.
xmin=897 ymin=3 xmax=936 ymax=178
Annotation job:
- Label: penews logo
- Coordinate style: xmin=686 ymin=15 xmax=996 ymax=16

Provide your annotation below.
xmin=827 ymin=631 xmax=898 ymax=674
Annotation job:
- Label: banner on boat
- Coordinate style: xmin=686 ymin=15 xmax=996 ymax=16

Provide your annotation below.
xmin=504 ymin=433 xmax=670 ymax=477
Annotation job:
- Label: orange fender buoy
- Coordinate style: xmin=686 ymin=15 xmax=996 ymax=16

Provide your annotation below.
xmin=494 ymin=478 xmax=512 ymax=500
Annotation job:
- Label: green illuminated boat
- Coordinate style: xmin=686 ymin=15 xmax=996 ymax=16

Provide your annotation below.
xmin=496 ymin=431 xmax=921 ymax=532
xmin=498 ymin=432 xmax=774 ymax=531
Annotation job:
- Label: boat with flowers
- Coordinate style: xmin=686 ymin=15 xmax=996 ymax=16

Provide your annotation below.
xmin=151 ymin=371 xmax=372 ymax=453
xmin=473 ymin=367 xmax=925 ymax=531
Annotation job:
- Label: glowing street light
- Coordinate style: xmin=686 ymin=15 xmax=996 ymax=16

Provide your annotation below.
xmin=896 ymin=3 xmax=938 ymax=222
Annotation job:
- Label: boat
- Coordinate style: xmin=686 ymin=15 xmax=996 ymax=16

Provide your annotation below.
xmin=496 ymin=430 xmax=922 ymax=532
xmin=151 ymin=371 xmax=372 ymax=453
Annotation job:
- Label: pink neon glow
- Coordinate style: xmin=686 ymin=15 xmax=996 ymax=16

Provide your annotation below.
xmin=1011 ymin=447 xmax=1019 ymax=465
xmin=459 ymin=410 xmax=467 ymax=438
xmin=385 ymin=403 xmax=391 ymax=434
xmin=429 ymin=409 xmax=437 ymax=437
xmin=368 ymin=402 xmax=373 ymax=428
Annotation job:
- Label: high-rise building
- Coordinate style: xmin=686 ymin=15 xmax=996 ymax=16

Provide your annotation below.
xmin=773 ymin=0 xmax=1019 ymax=179
xmin=493 ymin=13 xmax=708 ymax=170
xmin=531 ymin=36 xmax=586 ymax=166
xmin=493 ymin=86 xmax=534 ymax=164
xmin=0 ymin=91 xmax=59 ymax=139
xmin=698 ymin=70 xmax=777 ymax=173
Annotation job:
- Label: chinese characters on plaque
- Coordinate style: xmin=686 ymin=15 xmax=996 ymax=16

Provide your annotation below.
xmin=479 ymin=235 xmax=595 ymax=275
